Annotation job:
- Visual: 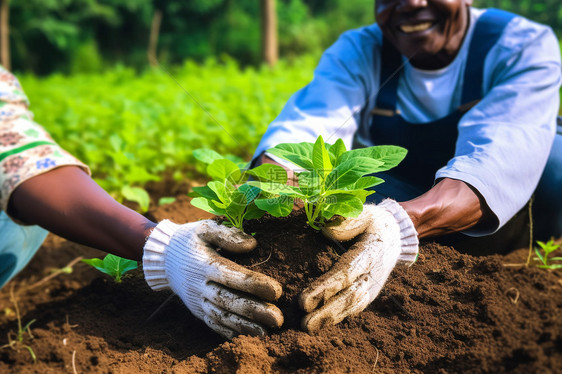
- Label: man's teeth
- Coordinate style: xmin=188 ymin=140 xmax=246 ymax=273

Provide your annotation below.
xmin=400 ymin=22 xmax=433 ymax=33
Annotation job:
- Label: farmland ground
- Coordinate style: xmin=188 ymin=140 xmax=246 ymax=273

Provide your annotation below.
xmin=1 ymin=195 xmax=561 ymax=373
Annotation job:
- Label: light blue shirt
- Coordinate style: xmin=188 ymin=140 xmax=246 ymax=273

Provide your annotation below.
xmin=255 ymin=8 xmax=562 ymax=233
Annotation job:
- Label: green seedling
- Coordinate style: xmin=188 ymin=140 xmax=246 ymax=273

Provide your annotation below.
xmin=534 ymin=240 xmax=562 ymax=269
xmin=82 ymin=254 xmax=138 ymax=283
xmin=189 ymin=149 xmax=279 ymax=229
xmin=0 ymin=287 xmax=37 ymax=363
xmin=250 ymin=136 xmax=407 ymax=229
xmin=121 ymin=185 xmax=151 ymax=213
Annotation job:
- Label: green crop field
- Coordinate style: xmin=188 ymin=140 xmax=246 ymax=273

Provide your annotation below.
xmin=19 ymin=57 xmax=317 ymax=207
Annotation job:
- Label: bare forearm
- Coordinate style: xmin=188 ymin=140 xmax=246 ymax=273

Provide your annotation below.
xmin=399 ymin=178 xmax=491 ymax=238
xmin=7 ymin=166 xmax=156 ymax=261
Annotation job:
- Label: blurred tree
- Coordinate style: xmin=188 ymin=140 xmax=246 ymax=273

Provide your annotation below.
xmin=261 ymin=0 xmax=278 ymax=66
xmin=0 ymin=0 xmax=9 ymax=70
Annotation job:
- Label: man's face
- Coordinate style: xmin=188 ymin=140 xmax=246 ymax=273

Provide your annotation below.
xmin=376 ymin=0 xmax=473 ymax=69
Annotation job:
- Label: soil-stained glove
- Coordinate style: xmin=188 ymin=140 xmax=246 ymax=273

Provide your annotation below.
xmin=142 ymin=220 xmax=284 ymax=339
xmin=300 ymin=199 xmax=418 ymax=332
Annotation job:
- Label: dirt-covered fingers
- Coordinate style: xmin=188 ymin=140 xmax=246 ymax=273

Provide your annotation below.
xmin=301 ymin=273 xmax=374 ymax=332
xmin=202 ymin=316 xmax=238 ymax=339
xmin=197 ymin=220 xmax=257 ymax=253
xmin=299 ymin=246 xmax=368 ymax=312
xmin=202 ymin=282 xmax=284 ymax=328
xmin=207 ymin=255 xmax=283 ymax=302
xmin=201 ymin=299 xmax=269 ymax=337
xmin=322 ymin=214 xmax=371 ymax=242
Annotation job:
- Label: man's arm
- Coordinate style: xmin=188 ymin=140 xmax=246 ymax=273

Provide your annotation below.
xmin=8 ymin=166 xmax=155 ymax=261
xmin=399 ymin=178 xmax=491 ymax=238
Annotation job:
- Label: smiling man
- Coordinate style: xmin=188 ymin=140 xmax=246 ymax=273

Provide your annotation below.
xmin=254 ymin=1 xmax=562 ymax=330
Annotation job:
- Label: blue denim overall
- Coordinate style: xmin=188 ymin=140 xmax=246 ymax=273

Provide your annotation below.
xmin=368 ymin=9 xmax=562 ymax=247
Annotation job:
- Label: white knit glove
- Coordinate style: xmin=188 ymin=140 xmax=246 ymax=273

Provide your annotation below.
xmin=142 ymin=220 xmax=284 ymax=339
xmin=300 ymin=199 xmax=419 ymax=332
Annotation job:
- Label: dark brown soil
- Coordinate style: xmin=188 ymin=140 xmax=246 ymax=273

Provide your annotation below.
xmin=1 ymin=196 xmax=561 ymax=373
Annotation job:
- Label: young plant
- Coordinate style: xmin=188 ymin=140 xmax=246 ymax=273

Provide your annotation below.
xmin=82 ymin=254 xmax=138 ymax=283
xmin=534 ymin=240 xmax=562 ymax=269
xmin=250 ymin=136 xmax=407 ymax=229
xmin=0 ymin=287 xmax=37 ymax=363
xmin=189 ymin=149 xmax=284 ymax=229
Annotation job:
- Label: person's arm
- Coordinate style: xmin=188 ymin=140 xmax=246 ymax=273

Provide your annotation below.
xmin=7 ymin=166 xmax=155 ymax=261
xmin=0 ymin=66 xmax=155 ymax=260
xmin=399 ymin=178 xmax=491 ymax=238
xmin=432 ymin=23 xmax=561 ymax=236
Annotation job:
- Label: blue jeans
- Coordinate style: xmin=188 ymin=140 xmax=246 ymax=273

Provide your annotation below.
xmin=0 ymin=211 xmax=48 ymax=288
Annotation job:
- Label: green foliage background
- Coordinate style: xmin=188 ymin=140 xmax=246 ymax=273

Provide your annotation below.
xmin=19 ymin=56 xmax=317 ymax=203
xmin=10 ymin=0 xmax=562 ymax=75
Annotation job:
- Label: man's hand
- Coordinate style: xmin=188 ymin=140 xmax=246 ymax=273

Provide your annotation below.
xmin=299 ymin=200 xmax=419 ymax=332
xmin=142 ymin=220 xmax=284 ymax=339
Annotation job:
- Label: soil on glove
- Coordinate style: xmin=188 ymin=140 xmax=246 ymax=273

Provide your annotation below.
xmin=1 ymin=195 xmax=561 ymax=373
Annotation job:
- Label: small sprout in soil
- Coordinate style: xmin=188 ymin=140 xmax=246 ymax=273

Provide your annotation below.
xmin=533 ymin=240 xmax=562 ymax=269
xmin=252 ymin=136 xmax=407 ymax=229
xmin=82 ymin=254 xmax=138 ymax=283
xmin=0 ymin=287 xmax=37 ymax=363
xmin=189 ymin=149 xmax=275 ymax=229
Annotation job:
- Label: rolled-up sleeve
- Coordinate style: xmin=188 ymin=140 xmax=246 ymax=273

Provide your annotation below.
xmin=0 ymin=66 xmax=90 ymax=214
xmin=436 ymin=25 xmax=562 ymax=235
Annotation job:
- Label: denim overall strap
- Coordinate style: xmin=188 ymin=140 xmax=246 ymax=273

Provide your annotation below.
xmin=369 ymin=9 xmax=515 ymax=201
xmin=462 ymin=8 xmax=517 ymax=104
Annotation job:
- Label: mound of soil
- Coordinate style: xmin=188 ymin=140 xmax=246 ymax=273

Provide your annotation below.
xmin=1 ymin=196 xmax=561 ymax=373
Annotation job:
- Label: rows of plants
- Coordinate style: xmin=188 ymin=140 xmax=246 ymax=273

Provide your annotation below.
xmin=19 ymin=56 xmax=317 ymax=209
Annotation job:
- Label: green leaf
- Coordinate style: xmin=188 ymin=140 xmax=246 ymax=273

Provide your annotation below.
xmin=103 ymin=254 xmax=138 ymax=282
xmin=325 ymin=188 xmax=373 ymax=202
xmin=190 ymin=197 xmax=226 ymax=216
xmin=208 ymin=181 xmax=231 ymax=204
xmin=325 ymin=165 xmax=364 ymax=190
xmin=312 ymin=135 xmax=332 ymax=179
xmin=348 ymin=176 xmax=385 ymax=190
xmin=121 ymin=185 xmax=150 ymax=212
xmin=226 ymin=189 xmax=248 ymax=220
xmin=534 ymin=246 xmax=546 ymax=265
xmin=193 ymin=149 xmax=224 ymax=164
xmin=255 ymin=196 xmax=294 ymax=217
xmin=338 ymin=146 xmax=407 ymax=172
xmin=267 ymin=142 xmax=315 ymax=170
xmin=243 ymin=203 xmax=266 ymax=221
xmin=538 ymin=264 xmax=562 ymax=269
xmin=327 ymin=138 xmax=347 ymax=165
xmin=247 ymin=163 xmax=288 ymax=184
xmin=81 ymin=258 xmax=104 ymax=270
xmin=158 ymin=197 xmax=176 ymax=206
xmin=191 ymin=185 xmax=219 ymax=200
xmin=297 ymin=170 xmax=320 ymax=189
xmin=238 ymin=183 xmax=261 ymax=204
xmin=82 ymin=255 xmax=138 ymax=283
xmin=247 ymin=180 xmax=296 ymax=196
xmin=207 ymin=159 xmax=242 ymax=183
xmin=323 ymin=194 xmax=364 ymax=218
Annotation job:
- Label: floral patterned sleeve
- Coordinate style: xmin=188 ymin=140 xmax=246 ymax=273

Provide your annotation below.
xmin=0 ymin=65 xmax=91 ymax=214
